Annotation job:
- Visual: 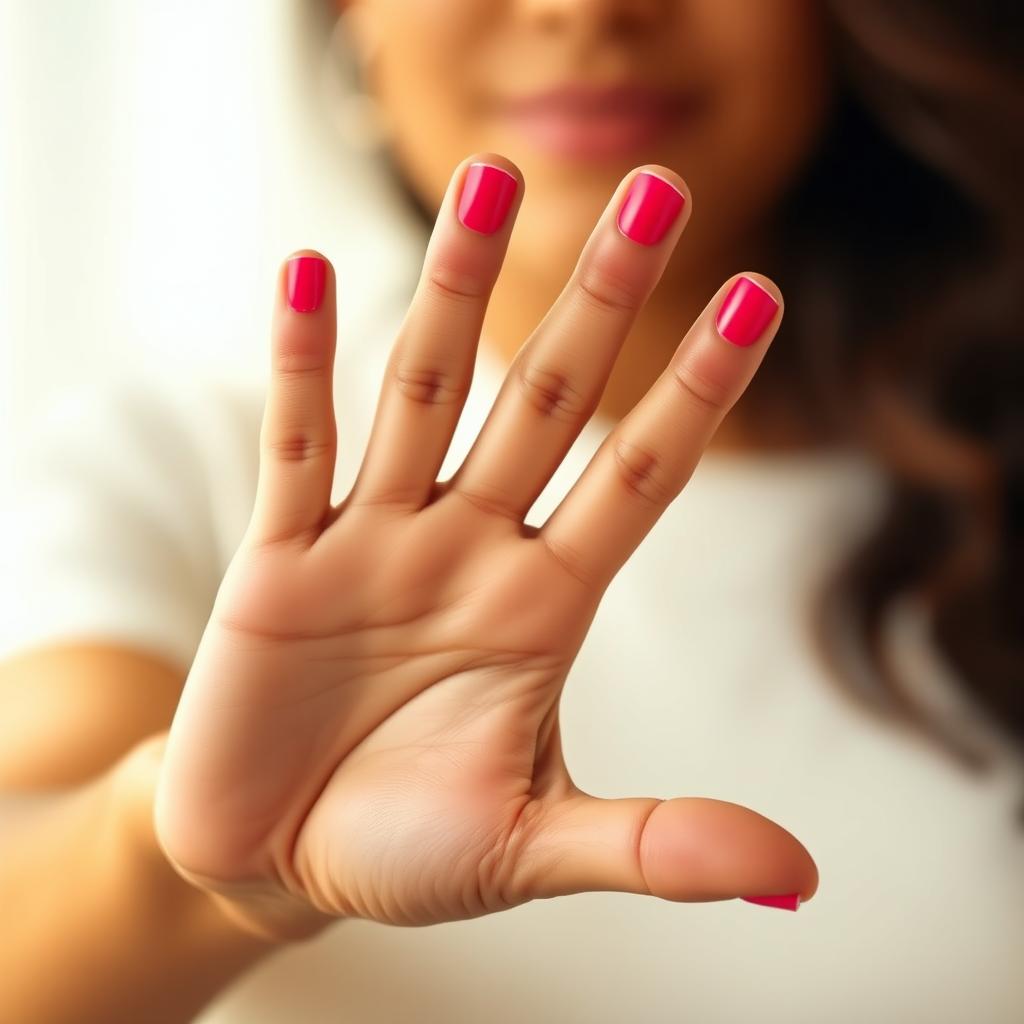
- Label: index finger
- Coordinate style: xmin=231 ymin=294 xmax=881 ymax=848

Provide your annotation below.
xmin=345 ymin=153 xmax=524 ymax=512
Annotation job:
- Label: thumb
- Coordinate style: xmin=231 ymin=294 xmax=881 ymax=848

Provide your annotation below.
xmin=512 ymin=792 xmax=819 ymax=911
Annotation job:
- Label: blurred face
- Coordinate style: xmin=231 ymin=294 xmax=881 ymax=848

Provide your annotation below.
xmin=342 ymin=0 xmax=832 ymax=299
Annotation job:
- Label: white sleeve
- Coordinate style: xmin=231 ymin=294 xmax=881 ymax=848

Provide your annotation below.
xmin=0 ymin=371 xmax=253 ymax=674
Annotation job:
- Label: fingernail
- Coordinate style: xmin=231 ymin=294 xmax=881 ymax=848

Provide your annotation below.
xmin=616 ymin=171 xmax=686 ymax=246
xmin=741 ymin=893 xmax=801 ymax=912
xmin=715 ymin=276 xmax=779 ymax=347
xmin=286 ymin=256 xmax=326 ymax=313
xmin=458 ymin=163 xmax=518 ymax=235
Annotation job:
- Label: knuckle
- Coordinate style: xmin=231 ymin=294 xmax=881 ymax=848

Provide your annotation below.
xmin=274 ymin=357 xmax=328 ymax=381
xmin=575 ymin=264 xmax=638 ymax=315
xmin=391 ymin=360 xmax=468 ymax=406
xmin=490 ymin=798 xmax=550 ymax=908
xmin=612 ymin=437 xmax=674 ymax=507
xmin=265 ymin=433 xmax=334 ymax=463
xmin=538 ymin=532 xmax=595 ymax=589
xmin=425 ymin=263 xmax=489 ymax=303
xmin=347 ymin=486 xmax=422 ymax=512
xmin=251 ymin=523 xmax=319 ymax=552
xmin=669 ymin=358 xmax=731 ymax=414
xmin=516 ymin=361 xmax=590 ymax=421
xmin=451 ymin=484 xmax=522 ymax=523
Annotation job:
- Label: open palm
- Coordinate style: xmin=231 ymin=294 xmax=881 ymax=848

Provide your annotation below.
xmin=155 ymin=155 xmax=817 ymax=939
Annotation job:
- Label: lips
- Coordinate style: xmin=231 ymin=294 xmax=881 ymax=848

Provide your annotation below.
xmin=495 ymin=82 xmax=702 ymax=160
xmin=500 ymin=82 xmax=698 ymax=116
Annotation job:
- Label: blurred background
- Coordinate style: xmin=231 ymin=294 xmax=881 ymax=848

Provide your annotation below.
xmin=0 ymin=0 xmax=417 ymax=471
xmin=2 ymin=2 xmax=1023 ymax=1022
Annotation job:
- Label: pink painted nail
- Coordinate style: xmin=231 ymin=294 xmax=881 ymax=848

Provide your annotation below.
xmin=616 ymin=171 xmax=686 ymax=246
xmin=715 ymin=276 xmax=779 ymax=347
xmin=741 ymin=893 xmax=801 ymax=912
xmin=286 ymin=256 xmax=326 ymax=313
xmin=458 ymin=163 xmax=518 ymax=235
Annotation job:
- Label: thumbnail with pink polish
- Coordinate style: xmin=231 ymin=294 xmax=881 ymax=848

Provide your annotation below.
xmin=742 ymin=893 xmax=801 ymax=912
xmin=458 ymin=163 xmax=518 ymax=235
xmin=286 ymin=256 xmax=326 ymax=313
xmin=715 ymin=276 xmax=779 ymax=347
xmin=617 ymin=172 xmax=685 ymax=246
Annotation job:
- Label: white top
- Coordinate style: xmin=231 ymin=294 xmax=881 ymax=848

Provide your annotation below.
xmin=2 ymin=231 xmax=1023 ymax=1024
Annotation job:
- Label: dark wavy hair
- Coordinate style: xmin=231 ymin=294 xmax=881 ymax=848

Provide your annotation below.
xmin=752 ymin=0 xmax=1024 ymax=812
xmin=301 ymin=1 xmax=1024 ymax=810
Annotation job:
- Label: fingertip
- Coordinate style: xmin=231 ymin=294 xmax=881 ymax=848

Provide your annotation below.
xmin=458 ymin=151 xmax=525 ymax=193
xmin=280 ymin=251 xmax=335 ymax=316
xmin=613 ymin=165 xmax=691 ymax=247
xmin=452 ymin=153 xmax=524 ymax=237
xmin=728 ymin=271 xmax=784 ymax=314
xmin=283 ymin=250 xmax=333 ymax=277
xmin=633 ymin=163 xmax=692 ymax=212
xmin=741 ymin=892 xmax=803 ymax=912
xmin=640 ymin=797 xmax=817 ymax=905
xmin=801 ymin=858 xmax=820 ymax=903
xmin=712 ymin=273 xmax=783 ymax=348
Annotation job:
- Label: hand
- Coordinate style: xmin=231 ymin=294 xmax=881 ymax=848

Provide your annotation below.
xmin=154 ymin=154 xmax=818 ymax=941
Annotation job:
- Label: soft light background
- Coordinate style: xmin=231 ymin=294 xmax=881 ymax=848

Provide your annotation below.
xmin=3 ymin=6 xmax=1024 ymax=1022
xmin=0 ymin=0 xmax=420 ymax=480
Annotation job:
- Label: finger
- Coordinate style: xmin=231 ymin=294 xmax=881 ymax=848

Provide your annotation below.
xmin=248 ymin=250 xmax=338 ymax=547
xmin=346 ymin=153 xmax=524 ymax=511
xmin=538 ymin=273 xmax=782 ymax=589
xmin=446 ymin=166 xmax=690 ymax=522
xmin=511 ymin=792 xmax=818 ymax=909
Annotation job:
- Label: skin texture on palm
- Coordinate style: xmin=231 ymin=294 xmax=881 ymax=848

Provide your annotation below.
xmin=154 ymin=153 xmax=817 ymax=940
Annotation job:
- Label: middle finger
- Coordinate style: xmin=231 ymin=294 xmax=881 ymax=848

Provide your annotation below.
xmin=445 ymin=166 xmax=691 ymax=522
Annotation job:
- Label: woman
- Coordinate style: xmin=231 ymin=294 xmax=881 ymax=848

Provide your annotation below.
xmin=1 ymin=1 xmax=1022 ymax=1021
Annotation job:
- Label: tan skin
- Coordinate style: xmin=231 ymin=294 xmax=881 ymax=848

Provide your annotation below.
xmin=1 ymin=2 xmax=831 ymax=1019
xmin=154 ymin=0 xmax=830 ymax=934
xmin=155 ymin=174 xmax=815 ymax=937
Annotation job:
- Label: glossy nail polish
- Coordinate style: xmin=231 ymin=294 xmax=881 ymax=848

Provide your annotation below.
xmin=287 ymin=256 xmax=326 ymax=313
xmin=715 ymin=276 xmax=779 ymax=347
xmin=742 ymin=893 xmax=801 ymax=912
xmin=458 ymin=163 xmax=518 ymax=235
xmin=617 ymin=171 xmax=686 ymax=246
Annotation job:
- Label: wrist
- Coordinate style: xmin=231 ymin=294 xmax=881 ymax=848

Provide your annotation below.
xmin=114 ymin=733 xmax=336 ymax=945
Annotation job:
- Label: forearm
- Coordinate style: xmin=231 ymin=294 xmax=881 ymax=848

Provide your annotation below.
xmin=0 ymin=735 xmax=292 ymax=1024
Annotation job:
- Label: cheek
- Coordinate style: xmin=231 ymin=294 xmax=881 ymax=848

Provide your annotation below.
xmin=692 ymin=0 xmax=831 ymax=232
xmin=368 ymin=1 xmax=492 ymax=208
xmin=734 ymin=10 xmax=830 ymax=156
